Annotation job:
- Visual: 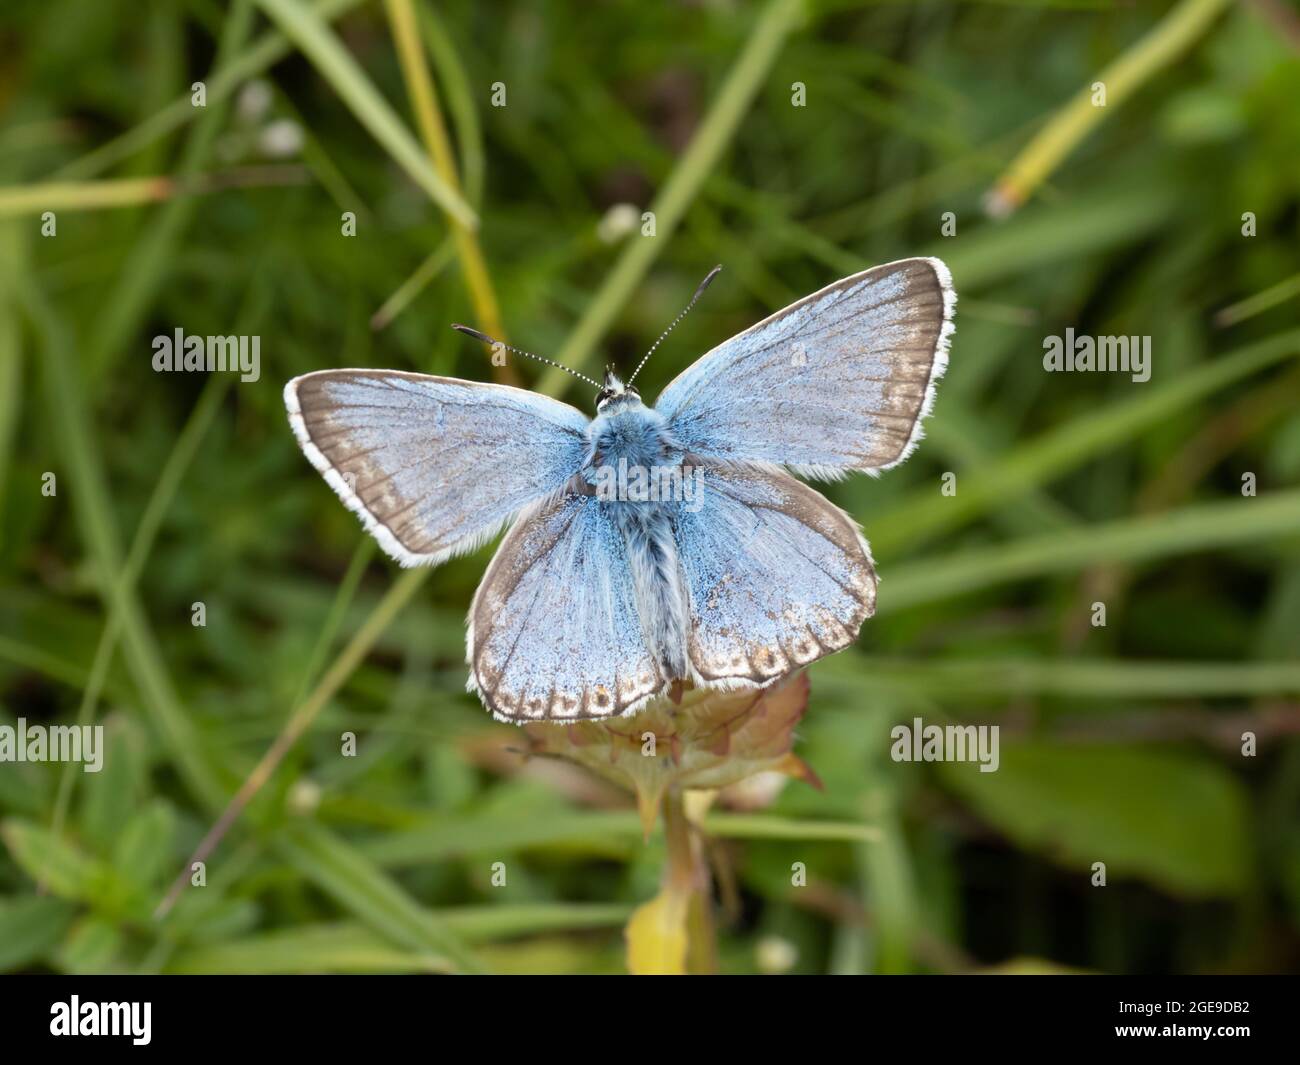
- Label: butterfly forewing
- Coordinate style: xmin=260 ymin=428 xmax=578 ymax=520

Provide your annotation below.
xmin=673 ymin=459 xmax=877 ymax=685
xmin=655 ymin=257 xmax=954 ymax=478
xmin=285 ymin=370 xmax=589 ymax=566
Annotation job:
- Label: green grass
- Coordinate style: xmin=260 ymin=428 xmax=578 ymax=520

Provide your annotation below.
xmin=1 ymin=0 xmax=1299 ymax=975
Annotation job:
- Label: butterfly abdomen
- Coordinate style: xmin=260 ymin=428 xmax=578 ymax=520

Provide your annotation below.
xmin=612 ymin=502 xmax=690 ymax=682
xmin=587 ymin=403 xmax=691 ymax=683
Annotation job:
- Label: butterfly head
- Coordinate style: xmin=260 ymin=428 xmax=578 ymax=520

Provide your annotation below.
xmin=596 ymin=366 xmax=641 ymax=412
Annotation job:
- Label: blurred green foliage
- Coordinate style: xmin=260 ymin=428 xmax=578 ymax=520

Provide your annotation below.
xmin=1 ymin=0 xmax=1298 ymax=975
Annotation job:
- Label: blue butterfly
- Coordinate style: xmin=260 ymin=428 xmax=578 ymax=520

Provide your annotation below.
xmin=285 ymin=257 xmax=955 ymax=723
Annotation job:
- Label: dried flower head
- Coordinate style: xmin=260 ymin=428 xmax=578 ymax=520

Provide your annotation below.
xmin=524 ymin=672 xmax=818 ymax=835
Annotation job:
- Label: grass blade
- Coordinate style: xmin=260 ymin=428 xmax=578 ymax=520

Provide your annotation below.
xmin=538 ymin=0 xmax=805 ymax=395
xmin=360 ymin=810 xmax=878 ymax=869
xmin=56 ymin=0 xmax=368 ymax=181
xmin=382 ymin=0 xmax=514 ymax=383
xmin=253 ymin=0 xmax=476 ymax=227
xmin=880 ymin=489 xmax=1300 ymax=614
xmin=986 ymin=0 xmax=1232 ymax=214
xmin=278 ymin=822 xmax=485 ymax=973
xmin=871 ymin=329 xmax=1300 ymax=556
xmin=823 ymin=655 xmax=1300 ymax=698
xmin=23 ymin=280 xmax=229 ymax=811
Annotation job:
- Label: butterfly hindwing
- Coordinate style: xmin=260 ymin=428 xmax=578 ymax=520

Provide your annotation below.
xmin=673 ymin=459 xmax=877 ymax=686
xmin=468 ymin=490 xmax=667 ymax=722
xmin=655 ymin=257 xmax=954 ymax=478
xmin=285 ymin=370 xmax=589 ymax=566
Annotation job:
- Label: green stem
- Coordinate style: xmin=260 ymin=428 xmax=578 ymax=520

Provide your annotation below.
xmin=663 ymin=791 xmax=717 ymax=974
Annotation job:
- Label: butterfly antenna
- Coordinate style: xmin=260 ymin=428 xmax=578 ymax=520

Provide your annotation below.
xmin=627 ymin=264 xmax=722 ymax=386
xmin=451 ymin=325 xmax=601 ymax=389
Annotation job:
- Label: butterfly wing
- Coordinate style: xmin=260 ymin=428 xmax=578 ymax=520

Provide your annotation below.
xmin=674 ymin=458 xmax=876 ymax=686
xmin=468 ymin=490 xmax=666 ymax=722
xmin=284 ymin=370 xmax=589 ymax=566
xmin=655 ymin=257 xmax=954 ymax=478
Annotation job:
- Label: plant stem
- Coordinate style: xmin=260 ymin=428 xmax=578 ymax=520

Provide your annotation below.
xmin=538 ymin=0 xmax=805 ymax=396
xmin=986 ymin=0 xmax=1232 ymax=215
xmin=663 ymin=790 xmax=717 ymax=974
xmin=383 ymin=0 xmax=515 ymax=383
xmin=253 ymin=0 xmax=475 ymax=226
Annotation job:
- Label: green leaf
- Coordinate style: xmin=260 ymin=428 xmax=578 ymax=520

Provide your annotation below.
xmin=111 ymin=800 xmax=177 ymax=896
xmin=77 ymin=715 xmax=146 ymax=850
xmin=54 ymin=917 xmax=124 ymax=974
xmin=168 ymin=897 xmax=262 ymax=946
xmin=1 ymin=818 xmax=113 ymax=901
xmin=278 ymin=821 xmax=485 ymax=973
xmin=0 ymin=746 xmax=48 ymax=819
xmin=938 ymin=743 xmax=1251 ymax=897
xmin=0 ymin=895 xmax=78 ymax=971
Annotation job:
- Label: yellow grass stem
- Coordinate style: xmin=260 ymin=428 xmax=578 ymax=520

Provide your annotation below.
xmin=986 ymin=0 xmax=1232 ymax=216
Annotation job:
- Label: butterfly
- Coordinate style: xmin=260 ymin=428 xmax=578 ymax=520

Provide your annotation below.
xmin=284 ymin=257 xmax=955 ymax=723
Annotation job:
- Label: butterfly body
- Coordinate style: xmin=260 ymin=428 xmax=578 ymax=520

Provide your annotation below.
xmin=585 ymin=391 xmax=679 ymax=478
xmin=586 ymin=396 xmax=693 ymax=683
xmin=286 ymin=257 xmax=956 ymax=722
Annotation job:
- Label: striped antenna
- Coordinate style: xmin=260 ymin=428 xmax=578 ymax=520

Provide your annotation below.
xmin=451 ymin=325 xmax=601 ymax=389
xmin=627 ymin=265 xmax=722 ymax=386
